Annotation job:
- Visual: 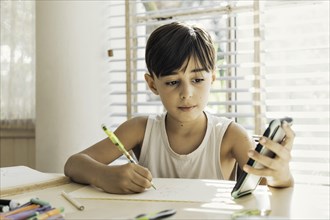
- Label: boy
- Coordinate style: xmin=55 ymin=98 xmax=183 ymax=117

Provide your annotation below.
xmin=64 ymin=22 xmax=295 ymax=194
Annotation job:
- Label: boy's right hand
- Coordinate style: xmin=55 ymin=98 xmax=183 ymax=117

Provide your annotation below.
xmin=96 ymin=163 xmax=153 ymax=194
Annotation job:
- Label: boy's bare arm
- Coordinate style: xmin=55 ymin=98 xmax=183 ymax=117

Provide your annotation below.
xmin=221 ymin=122 xmax=254 ymax=180
xmin=64 ymin=117 xmax=152 ymax=194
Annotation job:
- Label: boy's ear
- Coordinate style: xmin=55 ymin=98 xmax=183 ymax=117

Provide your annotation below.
xmin=144 ymin=73 xmax=159 ymax=95
xmin=211 ymin=71 xmax=216 ymax=84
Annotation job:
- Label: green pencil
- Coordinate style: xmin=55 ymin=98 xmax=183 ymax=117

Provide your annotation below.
xmin=102 ymin=124 xmax=156 ymax=190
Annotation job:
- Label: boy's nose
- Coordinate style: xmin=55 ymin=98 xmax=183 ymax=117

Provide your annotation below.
xmin=180 ymin=83 xmax=193 ymax=99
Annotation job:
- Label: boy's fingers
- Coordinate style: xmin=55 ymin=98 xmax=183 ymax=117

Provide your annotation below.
xmin=243 ymin=164 xmax=272 ymax=177
xmin=259 ymin=137 xmax=291 ymax=162
xmin=129 ymin=178 xmax=149 ymax=193
xmin=132 ymin=164 xmax=153 ymax=188
xmin=281 ymin=122 xmax=295 ymax=150
xmin=248 ymin=150 xmax=279 ymax=170
xmin=134 ymin=164 xmax=153 ymax=181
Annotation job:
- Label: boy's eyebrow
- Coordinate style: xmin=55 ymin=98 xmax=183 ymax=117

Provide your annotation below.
xmin=166 ymin=68 xmax=207 ymax=76
xmin=191 ymin=68 xmax=207 ymax=73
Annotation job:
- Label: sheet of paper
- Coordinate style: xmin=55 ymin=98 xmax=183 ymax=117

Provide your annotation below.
xmin=0 ymin=166 xmax=70 ymax=196
xmin=69 ymin=178 xmax=237 ymax=202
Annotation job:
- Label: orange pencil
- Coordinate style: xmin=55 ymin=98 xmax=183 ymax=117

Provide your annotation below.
xmin=33 ymin=207 xmax=64 ymax=220
xmin=2 ymin=204 xmax=40 ymax=217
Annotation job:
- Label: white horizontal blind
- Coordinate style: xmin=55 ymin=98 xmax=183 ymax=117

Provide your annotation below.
xmin=104 ymin=2 xmax=127 ymax=129
xmin=105 ymin=0 xmax=329 ymax=185
xmin=262 ymin=1 xmax=329 ymax=185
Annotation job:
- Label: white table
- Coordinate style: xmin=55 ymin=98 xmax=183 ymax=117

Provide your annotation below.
xmin=1 ymin=166 xmax=330 ymax=219
xmin=1 ymin=175 xmax=329 ymax=219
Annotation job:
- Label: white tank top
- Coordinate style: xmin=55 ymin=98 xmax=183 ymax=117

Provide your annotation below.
xmin=139 ymin=111 xmax=232 ymax=179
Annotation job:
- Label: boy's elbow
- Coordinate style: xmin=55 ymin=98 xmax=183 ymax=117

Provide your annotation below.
xmin=64 ymin=154 xmax=77 ymax=178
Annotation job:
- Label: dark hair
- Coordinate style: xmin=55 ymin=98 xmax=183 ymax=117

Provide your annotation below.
xmin=145 ymin=22 xmax=216 ymax=78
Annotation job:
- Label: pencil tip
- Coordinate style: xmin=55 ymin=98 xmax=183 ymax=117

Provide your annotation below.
xmin=101 ymin=124 xmax=107 ymax=131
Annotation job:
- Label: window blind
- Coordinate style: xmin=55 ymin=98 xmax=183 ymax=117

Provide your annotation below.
xmin=262 ymin=1 xmax=329 ymax=185
xmin=105 ymin=0 xmax=329 ymax=186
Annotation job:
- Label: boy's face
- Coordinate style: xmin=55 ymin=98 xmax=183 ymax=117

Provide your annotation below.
xmin=145 ymin=57 xmax=215 ymax=123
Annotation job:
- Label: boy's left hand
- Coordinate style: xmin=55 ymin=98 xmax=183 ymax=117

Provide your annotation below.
xmin=243 ymin=121 xmax=295 ymax=187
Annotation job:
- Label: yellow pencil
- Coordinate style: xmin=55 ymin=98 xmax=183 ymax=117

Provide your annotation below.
xmin=102 ymin=124 xmax=156 ymax=190
xmin=61 ymin=191 xmax=84 ymax=211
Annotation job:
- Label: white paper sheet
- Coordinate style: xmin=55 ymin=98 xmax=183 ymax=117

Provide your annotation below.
xmin=69 ymin=178 xmax=237 ymax=202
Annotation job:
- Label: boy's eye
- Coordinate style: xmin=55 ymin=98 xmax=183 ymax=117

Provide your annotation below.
xmin=193 ymin=78 xmax=204 ymax=83
xmin=165 ymin=81 xmax=179 ymax=86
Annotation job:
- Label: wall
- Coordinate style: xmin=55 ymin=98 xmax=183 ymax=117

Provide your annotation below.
xmin=0 ymin=129 xmax=35 ymax=168
xmin=36 ymin=1 xmax=108 ymax=172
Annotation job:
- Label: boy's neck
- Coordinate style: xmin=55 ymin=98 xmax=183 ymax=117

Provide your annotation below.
xmin=165 ymin=111 xmax=208 ymax=155
xmin=165 ymin=111 xmax=207 ymax=136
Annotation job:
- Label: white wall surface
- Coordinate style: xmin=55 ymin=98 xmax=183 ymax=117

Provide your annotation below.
xmin=36 ymin=1 xmax=108 ymax=172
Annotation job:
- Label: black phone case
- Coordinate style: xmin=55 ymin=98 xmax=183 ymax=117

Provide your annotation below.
xmin=231 ymin=117 xmax=293 ymax=199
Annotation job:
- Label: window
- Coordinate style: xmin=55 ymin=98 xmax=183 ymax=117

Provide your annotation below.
xmin=0 ymin=1 xmax=36 ymax=130
xmin=263 ymin=1 xmax=329 ymax=185
xmin=105 ymin=0 xmax=329 ymax=185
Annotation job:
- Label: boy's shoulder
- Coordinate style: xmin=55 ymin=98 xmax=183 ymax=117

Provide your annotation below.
xmin=205 ymin=111 xmax=251 ymax=145
xmin=126 ymin=115 xmax=149 ymax=127
xmin=205 ymin=112 xmax=245 ymax=131
xmin=123 ymin=113 xmax=165 ymax=131
xmin=118 ymin=116 xmax=149 ymax=141
xmin=225 ymin=120 xmax=248 ymax=136
xmin=222 ymin=119 xmax=252 ymax=148
xmin=205 ymin=111 xmax=233 ymax=126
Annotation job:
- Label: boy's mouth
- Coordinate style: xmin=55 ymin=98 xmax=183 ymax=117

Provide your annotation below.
xmin=178 ymin=105 xmax=196 ymax=111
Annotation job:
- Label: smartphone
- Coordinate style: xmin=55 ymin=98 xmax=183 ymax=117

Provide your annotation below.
xmin=231 ymin=117 xmax=293 ymax=199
